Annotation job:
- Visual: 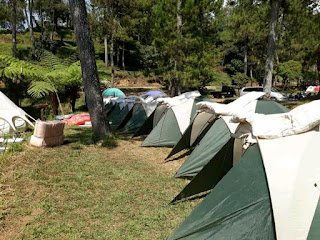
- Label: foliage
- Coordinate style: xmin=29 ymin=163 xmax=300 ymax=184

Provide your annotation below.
xmin=232 ymin=72 xmax=250 ymax=89
xmin=0 ymin=53 xmax=82 ymax=99
xmin=278 ymin=60 xmax=302 ymax=84
xmin=0 ymin=0 xmax=320 ymax=92
xmin=209 ymin=71 xmax=232 ymax=86
xmin=27 ymin=81 xmax=56 ymax=98
xmin=100 ymin=136 xmax=118 ymax=148
xmin=226 ymin=59 xmax=244 ymax=75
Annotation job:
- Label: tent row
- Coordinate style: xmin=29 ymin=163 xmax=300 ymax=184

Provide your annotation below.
xmin=167 ymin=99 xmax=320 ymax=240
xmin=103 ymin=88 xmax=320 ymax=240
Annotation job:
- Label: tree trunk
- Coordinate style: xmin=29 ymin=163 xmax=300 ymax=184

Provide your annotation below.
xmin=69 ymin=86 xmax=79 ymax=112
xmin=263 ymin=0 xmax=279 ymax=98
xmin=39 ymin=4 xmax=44 ymax=42
xmin=11 ymin=0 xmax=17 ymax=58
xmin=177 ymin=0 xmax=182 ymax=34
xmin=110 ymin=33 xmax=114 ymax=67
xmin=49 ymin=93 xmax=59 ymax=115
xmin=250 ymin=66 xmax=253 ymax=86
xmin=28 ymin=0 xmax=36 ymax=56
xmin=110 ymin=31 xmax=114 ymax=87
xmin=244 ymin=46 xmax=248 ymax=76
xmin=116 ymin=45 xmax=120 ymax=66
xmin=170 ymin=0 xmax=182 ymax=97
xmin=50 ymin=10 xmax=55 ymax=41
xmin=122 ymin=42 xmax=125 ymax=69
xmin=69 ymin=0 xmax=112 ymax=138
xmin=104 ymin=36 xmax=108 ymax=68
xmin=273 ymin=51 xmax=280 ymax=86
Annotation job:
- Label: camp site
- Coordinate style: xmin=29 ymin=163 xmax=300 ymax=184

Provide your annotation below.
xmin=1 ymin=0 xmax=320 ymax=239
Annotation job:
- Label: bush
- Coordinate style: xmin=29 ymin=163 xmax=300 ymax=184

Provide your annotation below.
xmin=232 ymin=73 xmax=250 ymax=89
xmin=100 ymin=137 xmax=118 ymax=149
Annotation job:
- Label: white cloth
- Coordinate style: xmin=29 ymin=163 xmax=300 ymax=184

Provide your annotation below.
xmin=142 ymin=101 xmax=158 ymax=118
xmin=232 ymin=100 xmax=320 ymax=139
xmin=135 ymin=96 xmax=155 ymax=104
xmin=196 ymin=92 xmax=264 ymax=116
xmin=171 ymin=98 xmax=195 ymax=133
xmin=157 ymin=91 xmax=201 ymax=107
xmin=221 ymin=116 xmax=239 ymax=134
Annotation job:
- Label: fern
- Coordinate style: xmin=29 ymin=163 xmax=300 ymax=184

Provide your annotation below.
xmin=0 ymin=53 xmax=83 ymax=99
xmin=27 ymin=81 xmax=56 ymax=98
xmin=38 ymin=51 xmax=68 ymax=70
xmin=38 ymin=50 xmax=79 ymax=70
xmin=0 ymin=55 xmax=45 ymax=81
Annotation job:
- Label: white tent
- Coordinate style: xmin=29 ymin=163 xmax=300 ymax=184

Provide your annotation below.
xmin=0 ymin=91 xmax=35 ymax=135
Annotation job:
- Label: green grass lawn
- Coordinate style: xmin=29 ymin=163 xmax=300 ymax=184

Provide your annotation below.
xmin=0 ymin=127 xmax=199 ymax=240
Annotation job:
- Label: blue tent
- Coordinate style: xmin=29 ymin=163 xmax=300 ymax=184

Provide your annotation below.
xmin=140 ymin=90 xmax=166 ymax=98
xmin=102 ymin=88 xmax=125 ymax=97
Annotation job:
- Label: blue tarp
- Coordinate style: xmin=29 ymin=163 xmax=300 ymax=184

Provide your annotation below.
xmin=140 ymin=90 xmax=166 ymax=98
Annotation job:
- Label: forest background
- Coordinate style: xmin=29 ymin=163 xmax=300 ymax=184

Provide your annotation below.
xmin=0 ymin=0 xmax=320 ymax=109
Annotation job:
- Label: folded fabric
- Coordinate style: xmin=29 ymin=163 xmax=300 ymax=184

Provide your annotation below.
xmin=157 ymin=91 xmax=201 ymax=107
xmin=232 ymin=100 xmax=320 ymax=139
xmin=196 ymin=92 xmax=265 ymax=116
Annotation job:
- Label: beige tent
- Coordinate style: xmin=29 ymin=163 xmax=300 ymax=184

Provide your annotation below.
xmin=0 ymin=91 xmax=35 ymax=135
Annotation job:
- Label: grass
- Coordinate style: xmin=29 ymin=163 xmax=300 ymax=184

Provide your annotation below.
xmin=0 ymin=127 xmax=199 ymax=240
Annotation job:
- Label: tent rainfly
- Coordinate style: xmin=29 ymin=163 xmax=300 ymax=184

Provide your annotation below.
xmin=141 ymin=96 xmax=212 ymax=147
xmin=174 ymin=99 xmax=289 ymax=178
xmin=168 ymin=101 xmax=320 ymax=240
xmin=104 ymin=97 xmax=118 ymax=114
xmin=165 ymin=92 xmax=267 ymax=160
xmin=119 ymin=91 xmax=201 ymax=133
xmin=118 ymin=96 xmax=158 ymax=132
xmin=133 ymin=91 xmax=202 ymax=138
xmin=102 ymin=87 xmax=125 ymax=97
xmin=105 ymin=96 xmax=137 ymax=125
xmin=140 ymin=90 xmax=167 ymax=98
xmin=165 ymin=110 xmax=216 ymax=160
xmin=0 ymin=91 xmax=35 ymax=135
xmin=110 ymin=99 xmax=136 ymax=126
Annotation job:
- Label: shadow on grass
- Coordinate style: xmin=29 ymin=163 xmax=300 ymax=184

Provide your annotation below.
xmin=64 ymin=127 xmax=119 ymax=149
xmin=164 ymin=150 xmax=192 ymax=163
xmin=169 ymin=191 xmax=210 ymax=205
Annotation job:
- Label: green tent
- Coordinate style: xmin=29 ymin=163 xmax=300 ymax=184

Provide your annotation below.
xmin=105 ymin=102 xmax=116 ymax=114
xmin=107 ymin=103 xmax=122 ymax=123
xmin=175 ymin=100 xmax=289 ymax=178
xmin=168 ymin=145 xmax=275 ymax=240
xmin=111 ymin=105 xmax=130 ymax=126
xmin=117 ymin=104 xmax=135 ymax=130
xmin=168 ymin=130 xmax=320 ymax=240
xmin=142 ymin=96 xmax=211 ymax=147
xmin=133 ymin=104 xmax=168 ymax=137
xmin=119 ymin=103 xmax=148 ymax=132
xmin=118 ymin=100 xmax=158 ymax=133
xmin=165 ymin=111 xmax=216 ymax=160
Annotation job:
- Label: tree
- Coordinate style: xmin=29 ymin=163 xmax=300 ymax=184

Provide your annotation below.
xmin=263 ymin=0 xmax=280 ymax=97
xmin=11 ymin=0 xmax=17 ymax=57
xmin=24 ymin=0 xmax=36 ymax=56
xmin=220 ymin=0 xmax=269 ymax=84
xmin=153 ymin=0 xmax=223 ymax=96
xmin=278 ymin=60 xmax=302 ymax=88
xmin=69 ymin=0 xmax=112 ymax=138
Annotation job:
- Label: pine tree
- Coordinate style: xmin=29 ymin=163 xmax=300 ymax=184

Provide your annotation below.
xmin=69 ymin=0 xmax=112 ymax=138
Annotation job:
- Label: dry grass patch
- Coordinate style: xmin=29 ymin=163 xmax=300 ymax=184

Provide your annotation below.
xmin=0 ymin=127 xmax=199 ymax=240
